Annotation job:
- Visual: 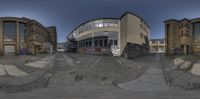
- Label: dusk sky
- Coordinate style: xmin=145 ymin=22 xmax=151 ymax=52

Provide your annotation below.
xmin=0 ymin=0 xmax=200 ymax=42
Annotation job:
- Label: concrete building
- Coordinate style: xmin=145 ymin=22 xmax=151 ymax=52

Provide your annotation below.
xmin=0 ymin=17 xmax=57 ymax=56
xmin=149 ymin=39 xmax=165 ymax=53
xmin=67 ymin=12 xmax=150 ymax=59
xmin=46 ymin=26 xmax=57 ymax=53
xmin=165 ymin=18 xmax=200 ymax=55
xmin=57 ymin=42 xmax=65 ymax=52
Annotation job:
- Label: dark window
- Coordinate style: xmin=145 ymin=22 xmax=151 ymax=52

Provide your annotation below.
xmin=109 ymin=40 xmax=113 ymax=46
xmin=104 ymin=39 xmax=108 ymax=47
xmin=86 ymin=41 xmax=88 ymax=47
xmin=181 ymin=31 xmax=183 ymax=36
xmin=140 ymin=33 xmax=143 ymax=38
xmin=99 ymin=39 xmax=103 ymax=47
xmin=83 ymin=41 xmax=86 ymax=47
xmin=89 ymin=40 xmax=92 ymax=47
xmin=114 ymin=40 xmax=118 ymax=46
xmin=95 ymin=40 xmax=98 ymax=47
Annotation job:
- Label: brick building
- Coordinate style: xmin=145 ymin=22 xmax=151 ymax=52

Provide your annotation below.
xmin=165 ymin=18 xmax=200 ymax=55
xmin=0 ymin=17 xmax=57 ymax=56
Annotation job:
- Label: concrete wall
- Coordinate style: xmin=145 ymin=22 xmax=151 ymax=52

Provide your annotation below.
xmin=165 ymin=19 xmax=193 ymax=55
xmin=119 ymin=14 xmax=128 ymax=55
xmin=165 ymin=21 xmax=180 ymax=54
xmin=120 ymin=13 xmax=150 ymax=58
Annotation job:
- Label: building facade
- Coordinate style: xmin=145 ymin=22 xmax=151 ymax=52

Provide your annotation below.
xmin=0 ymin=17 xmax=57 ymax=56
xmin=57 ymin=42 xmax=65 ymax=51
xmin=67 ymin=12 xmax=150 ymax=59
xmin=46 ymin=26 xmax=57 ymax=53
xmin=165 ymin=18 xmax=200 ymax=55
xmin=149 ymin=39 xmax=165 ymax=53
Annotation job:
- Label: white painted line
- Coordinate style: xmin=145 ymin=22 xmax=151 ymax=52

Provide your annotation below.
xmin=0 ymin=64 xmax=6 ymax=76
xmin=25 ymin=60 xmax=48 ymax=68
xmin=4 ymin=65 xmax=28 ymax=77
xmin=90 ymin=56 xmax=103 ymax=68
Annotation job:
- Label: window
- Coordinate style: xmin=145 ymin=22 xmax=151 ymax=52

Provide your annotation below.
xmin=114 ymin=40 xmax=118 ymax=46
xmin=19 ymin=23 xmax=26 ymax=48
xmin=159 ymin=40 xmax=165 ymax=44
xmin=98 ymin=23 xmax=103 ymax=27
xmin=3 ymin=21 xmax=16 ymax=42
xmin=89 ymin=40 xmax=92 ymax=47
xmin=83 ymin=41 xmax=86 ymax=47
xmin=152 ymin=41 xmax=157 ymax=44
xmin=95 ymin=40 xmax=98 ymax=47
xmin=181 ymin=31 xmax=183 ymax=36
xmin=99 ymin=39 xmax=103 ymax=47
xmin=109 ymin=40 xmax=113 ymax=46
xmin=140 ymin=33 xmax=143 ymax=38
xmin=86 ymin=41 xmax=88 ymax=47
xmin=104 ymin=39 xmax=108 ymax=47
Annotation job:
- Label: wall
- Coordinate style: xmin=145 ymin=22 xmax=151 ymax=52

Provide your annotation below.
xmin=120 ymin=13 xmax=150 ymax=59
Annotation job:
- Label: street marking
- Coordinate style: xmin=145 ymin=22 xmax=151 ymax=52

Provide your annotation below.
xmin=25 ymin=56 xmax=54 ymax=68
xmin=26 ymin=61 xmax=47 ymax=68
xmin=4 ymin=65 xmax=28 ymax=77
xmin=90 ymin=56 xmax=103 ymax=68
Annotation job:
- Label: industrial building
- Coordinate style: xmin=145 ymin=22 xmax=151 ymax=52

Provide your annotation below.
xmin=67 ymin=12 xmax=150 ymax=59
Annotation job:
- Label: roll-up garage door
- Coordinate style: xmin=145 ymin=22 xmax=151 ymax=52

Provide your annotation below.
xmin=4 ymin=45 xmax=15 ymax=55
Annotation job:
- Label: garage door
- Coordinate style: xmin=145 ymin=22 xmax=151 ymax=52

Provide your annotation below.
xmin=4 ymin=45 xmax=15 ymax=55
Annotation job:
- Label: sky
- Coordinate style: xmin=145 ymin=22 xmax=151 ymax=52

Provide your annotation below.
xmin=0 ymin=0 xmax=200 ymax=42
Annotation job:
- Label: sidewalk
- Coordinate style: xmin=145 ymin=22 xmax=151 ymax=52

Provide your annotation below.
xmin=118 ymin=54 xmax=170 ymax=92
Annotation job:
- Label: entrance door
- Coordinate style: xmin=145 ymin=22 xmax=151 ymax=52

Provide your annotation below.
xmin=4 ymin=45 xmax=15 ymax=55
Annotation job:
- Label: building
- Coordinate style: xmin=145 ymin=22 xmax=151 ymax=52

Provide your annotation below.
xmin=149 ymin=38 xmax=165 ymax=53
xmin=67 ymin=12 xmax=150 ymax=59
xmin=57 ymin=42 xmax=65 ymax=51
xmin=165 ymin=18 xmax=200 ymax=55
xmin=0 ymin=17 xmax=57 ymax=56
xmin=46 ymin=26 xmax=57 ymax=53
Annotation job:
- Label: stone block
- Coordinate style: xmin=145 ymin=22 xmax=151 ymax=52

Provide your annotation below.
xmin=179 ymin=61 xmax=192 ymax=70
xmin=190 ymin=63 xmax=200 ymax=76
xmin=173 ymin=58 xmax=185 ymax=66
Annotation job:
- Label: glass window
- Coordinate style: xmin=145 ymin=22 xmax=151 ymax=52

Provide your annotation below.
xmin=86 ymin=41 xmax=88 ymax=47
xmin=19 ymin=23 xmax=26 ymax=48
xmin=194 ymin=23 xmax=200 ymax=37
xmin=95 ymin=40 xmax=98 ymax=47
xmin=109 ymin=40 xmax=113 ymax=46
xmin=89 ymin=40 xmax=92 ymax=47
xmin=104 ymin=39 xmax=108 ymax=47
xmin=99 ymin=39 xmax=103 ymax=47
xmin=114 ymin=40 xmax=118 ymax=46
xmin=3 ymin=21 xmax=16 ymax=42
xmin=98 ymin=23 xmax=103 ymax=27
